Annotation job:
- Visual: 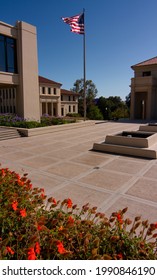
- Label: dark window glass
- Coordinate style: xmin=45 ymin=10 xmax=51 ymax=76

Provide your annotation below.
xmin=13 ymin=88 xmax=15 ymax=99
xmin=0 ymin=34 xmax=17 ymax=73
xmin=0 ymin=36 xmax=6 ymax=72
xmin=54 ymin=88 xmax=56 ymax=95
xmin=9 ymin=89 xmax=12 ymax=99
xmin=42 ymin=87 xmax=45 ymax=94
xmin=143 ymin=71 xmax=151 ymax=77
xmin=48 ymin=87 xmax=51 ymax=94
xmin=61 ymin=95 xmax=63 ymax=101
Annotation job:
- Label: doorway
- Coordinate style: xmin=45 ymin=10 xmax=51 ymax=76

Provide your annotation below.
xmin=134 ymin=92 xmax=147 ymax=119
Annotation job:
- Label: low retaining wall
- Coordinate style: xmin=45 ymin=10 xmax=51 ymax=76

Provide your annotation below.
xmin=15 ymin=121 xmax=95 ymax=137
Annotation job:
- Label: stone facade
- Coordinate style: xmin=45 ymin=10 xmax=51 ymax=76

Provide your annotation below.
xmin=130 ymin=57 xmax=157 ymax=120
xmin=0 ymin=20 xmax=40 ymax=121
xmin=0 ymin=20 xmax=78 ymax=120
xmin=39 ymin=76 xmax=79 ymax=117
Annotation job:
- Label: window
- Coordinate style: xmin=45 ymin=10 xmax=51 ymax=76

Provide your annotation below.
xmin=13 ymin=88 xmax=15 ymax=99
xmin=0 ymin=34 xmax=17 ymax=73
xmin=42 ymin=103 xmax=46 ymax=114
xmin=142 ymin=71 xmax=151 ymax=76
xmin=69 ymin=105 xmax=71 ymax=112
xmin=73 ymin=105 xmax=75 ymax=112
xmin=54 ymin=88 xmax=57 ymax=95
xmin=61 ymin=95 xmax=63 ymax=101
xmin=69 ymin=96 xmax=71 ymax=101
xmin=42 ymin=87 xmax=45 ymax=94
xmin=9 ymin=88 xmax=12 ymax=99
xmin=61 ymin=108 xmax=64 ymax=116
xmin=48 ymin=87 xmax=51 ymax=94
xmin=73 ymin=96 xmax=76 ymax=101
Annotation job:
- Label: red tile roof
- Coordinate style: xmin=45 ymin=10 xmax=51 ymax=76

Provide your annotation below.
xmin=61 ymin=89 xmax=79 ymax=96
xmin=39 ymin=76 xmax=62 ymax=86
xmin=131 ymin=56 xmax=157 ymax=68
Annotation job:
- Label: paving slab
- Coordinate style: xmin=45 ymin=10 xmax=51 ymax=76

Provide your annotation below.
xmin=1 ymin=121 xmax=157 ymax=224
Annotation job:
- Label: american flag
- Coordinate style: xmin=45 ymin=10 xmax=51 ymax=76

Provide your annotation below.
xmin=61 ymin=13 xmax=84 ymax=35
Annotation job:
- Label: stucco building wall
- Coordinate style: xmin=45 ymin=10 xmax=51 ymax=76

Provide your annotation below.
xmin=130 ymin=57 xmax=157 ymax=120
xmin=0 ymin=20 xmax=40 ymax=121
xmin=0 ymin=20 xmax=78 ymax=120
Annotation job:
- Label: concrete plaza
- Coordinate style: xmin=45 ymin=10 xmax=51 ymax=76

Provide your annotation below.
xmin=1 ymin=121 xmax=157 ymax=223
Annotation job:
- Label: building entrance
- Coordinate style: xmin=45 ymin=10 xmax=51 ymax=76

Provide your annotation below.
xmin=134 ymin=92 xmax=147 ymax=120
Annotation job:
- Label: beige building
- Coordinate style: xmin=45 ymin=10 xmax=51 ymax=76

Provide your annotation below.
xmin=0 ymin=20 xmax=78 ymax=120
xmin=39 ymin=76 xmax=79 ymax=117
xmin=130 ymin=57 xmax=157 ymax=120
xmin=0 ymin=20 xmax=40 ymax=121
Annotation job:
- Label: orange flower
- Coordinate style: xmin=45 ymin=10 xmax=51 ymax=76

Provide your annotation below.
xmin=117 ymin=253 xmax=123 ymax=259
xmin=37 ymin=224 xmax=42 ymax=230
xmin=12 ymin=201 xmax=18 ymax=211
xmin=57 ymin=241 xmax=67 ymax=254
xmin=1 ymin=169 xmax=6 ymax=177
xmin=20 ymin=209 xmax=27 ymax=217
xmin=35 ymin=242 xmax=41 ymax=255
xmin=52 ymin=198 xmax=57 ymax=205
xmin=68 ymin=216 xmax=74 ymax=224
xmin=67 ymin=198 xmax=72 ymax=208
xmin=58 ymin=226 xmax=64 ymax=231
xmin=16 ymin=174 xmax=20 ymax=180
xmin=116 ymin=213 xmax=123 ymax=224
xmin=17 ymin=179 xmax=24 ymax=187
xmin=28 ymin=247 xmax=36 ymax=260
xmin=6 ymin=246 xmax=14 ymax=255
xmin=40 ymin=188 xmax=45 ymax=199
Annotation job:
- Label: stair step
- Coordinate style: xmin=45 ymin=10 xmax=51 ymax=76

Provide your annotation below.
xmin=0 ymin=127 xmax=22 ymax=141
xmin=0 ymin=136 xmax=21 ymax=141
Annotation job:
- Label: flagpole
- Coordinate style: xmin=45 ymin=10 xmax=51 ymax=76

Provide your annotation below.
xmin=83 ymin=9 xmax=86 ymax=121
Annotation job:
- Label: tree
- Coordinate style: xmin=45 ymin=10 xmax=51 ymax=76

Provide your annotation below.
xmin=87 ymin=105 xmax=103 ymax=120
xmin=125 ymin=92 xmax=131 ymax=109
xmin=71 ymin=79 xmax=98 ymax=117
xmin=97 ymin=97 xmax=109 ymax=119
xmin=97 ymin=96 xmax=129 ymax=120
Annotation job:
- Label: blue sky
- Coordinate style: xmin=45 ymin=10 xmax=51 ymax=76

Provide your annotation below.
xmin=1 ymin=0 xmax=157 ymax=100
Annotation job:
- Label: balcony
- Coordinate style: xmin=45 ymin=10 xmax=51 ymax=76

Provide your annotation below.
xmin=0 ymin=71 xmax=19 ymax=85
xmin=131 ymin=76 xmax=157 ymax=87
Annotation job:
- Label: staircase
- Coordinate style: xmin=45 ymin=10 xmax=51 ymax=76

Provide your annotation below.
xmin=0 ymin=127 xmax=22 ymax=141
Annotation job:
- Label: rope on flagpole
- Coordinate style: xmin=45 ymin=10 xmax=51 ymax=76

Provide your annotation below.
xmin=83 ymin=8 xmax=86 ymax=121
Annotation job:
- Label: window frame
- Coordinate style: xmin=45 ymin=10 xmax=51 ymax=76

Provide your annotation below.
xmin=0 ymin=34 xmax=17 ymax=73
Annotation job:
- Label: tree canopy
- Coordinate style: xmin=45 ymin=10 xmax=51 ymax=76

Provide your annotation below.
xmin=71 ymin=79 xmax=99 ymax=117
xmin=71 ymin=79 xmax=130 ymax=120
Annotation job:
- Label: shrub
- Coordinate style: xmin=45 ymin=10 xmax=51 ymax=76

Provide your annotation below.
xmin=66 ymin=113 xmax=81 ymax=118
xmin=87 ymin=105 xmax=103 ymax=120
xmin=0 ymin=166 xmax=157 ymax=260
xmin=0 ymin=114 xmax=76 ymax=129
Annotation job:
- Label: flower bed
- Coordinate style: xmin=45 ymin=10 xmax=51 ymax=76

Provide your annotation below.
xmin=0 ymin=166 xmax=157 ymax=260
xmin=0 ymin=114 xmax=76 ymax=129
